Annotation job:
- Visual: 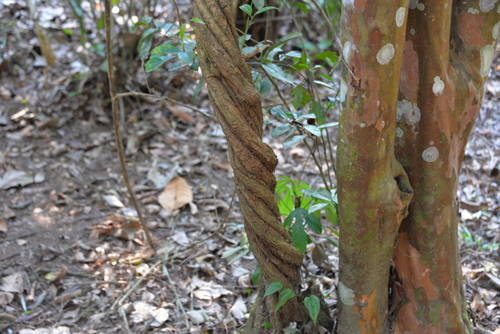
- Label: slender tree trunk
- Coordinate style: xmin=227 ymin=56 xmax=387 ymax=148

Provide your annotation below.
xmin=338 ymin=1 xmax=499 ymax=333
xmin=337 ymin=1 xmax=413 ymax=332
xmin=193 ymin=1 xmax=312 ymax=332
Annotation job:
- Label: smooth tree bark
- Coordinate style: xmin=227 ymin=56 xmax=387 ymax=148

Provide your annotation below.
xmin=338 ymin=1 xmax=499 ymax=333
xmin=193 ymin=0 xmax=331 ymax=332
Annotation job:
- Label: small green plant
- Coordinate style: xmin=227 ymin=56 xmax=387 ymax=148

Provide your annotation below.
xmin=275 ymin=177 xmax=338 ymax=252
xmin=264 ymin=281 xmax=296 ymax=312
xmin=264 ymin=281 xmax=322 ymax=323
xmin=221 ymin=233 xmax=250 ymax=264
xmin=459 ymin=225 xmax=499 ymax=251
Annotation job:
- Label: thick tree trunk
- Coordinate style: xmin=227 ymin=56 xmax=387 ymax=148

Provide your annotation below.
xmin=193 ymin=0 xmax=310 ymax=332
xmin=339 ymin=1 xmax=499 ymax=333
xmin=393 ymin=1 xmax=499 ymax=333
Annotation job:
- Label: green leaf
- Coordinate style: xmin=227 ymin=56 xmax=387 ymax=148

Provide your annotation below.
xmin=302 ymin=189 xmax=332 ymax=201
xmin=145 ymin=55 xmax=175 ymax=72
xmin=97 ymin=14 xmax=105 ymax=30
xmin=304 ymin=295 xmax=320 ymax=323
xmin=240 ymin=4 xmax=253 ymax=15
xmin=262 ymin=322 xmax=272 ymax=328
xmin=326 ymin=236 xmax=338 ymax=247
xmin=222 ymin=245 xmax=244 ymax=258
xmin=168 ymin=60 xmax=186 ymax=71
xmin=318 ymin=122 xmax=339 ymax=129
xmin=179 ymin=23 xmax=186 ymax=39
xmin=294 ymin=2 xmax=309 ymax=14
xmin=325 ymin=204 xmax=338 ymax=225
xmin=283 ymin=135 xmax=307 ymax=149
xmin=308 ymin=202 xmax=328 ymax=214
xmin=193 ymin=77 xmax=205 ymax=100
xmin=272 ymin=124 xmax=292 ymax=137
xmin=252 ymin=266 xmax=261 ymax=285
xmin=303 ymin=124 xmax=320 ymax=136
xmin=260 ymin=79 xmax=271 ymax=95
xmin=264 ymin=281 xmax=283 ymax=297
xmin=138 ymin=32 xmax=155 ymax=59
xmin=191 ymin=17 xmax=205 ymax=24
xmin=269 ymin=105 xmax=291 ymax=120
xmin=228 ymin=248 xmax=249 ymax=264
xmin=305 ymin=213 xmax=322 ymax=233
xmin=255 ymin=6 xmax=277 ymax=15
xmin=265 ymin=32 xmax=302 ymax=57
xmin=314 ymin=80 xmax=336 ymax=90
xmin=279 ymin=31 xmax=302 ymax=43
xmin=151 ymin=44 xmax=181 ymax=56
xmin=178 ymin=51 xmax=195 ymax=64
xmin=292 ymin=85 xmax=311 ymax=109
xmin=292 ymin=216 xmax=308 ymax=252
xmin=254 ymin=0 xmax=265 ymax=10
xmin=311 ymin=101 xmax=326 ymax=125
xmin=262 ymin=64 xmax=294 ymax=85
xmin=283 ymin=208 xmax=303 ymax=229
xmin=314 ymin=51 xmax=338 ymax=64
xmin=275 ymin=289 xmax=296 ymax=312
xmin=284 ymin=51 xmax=302 ymax=58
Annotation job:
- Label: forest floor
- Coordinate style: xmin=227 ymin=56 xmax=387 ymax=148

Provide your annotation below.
xmin=0 ymin=0 xmax=499 ymax=333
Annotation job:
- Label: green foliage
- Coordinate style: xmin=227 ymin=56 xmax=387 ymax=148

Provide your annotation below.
xmin=459 ymin=225 xmax=499 ymax=251
xmin=264 ymin=281 xmax=283 ymax=297
xmin=221 ymin=233 xmax=250 ymax=264
xmin=275 ymin=288 xmax=296 ymax=311
xmin=304 ymin=295 xmax=320 ymax=323
xmin=275 ymin=177 xmax=338 ymax=252
xmin=130 ymin=17 xmax=198 ymax=73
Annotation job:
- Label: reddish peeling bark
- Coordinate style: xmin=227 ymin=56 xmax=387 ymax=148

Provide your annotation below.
xmin=393 ymin=1 xmax=499 ymax=333
xmin=339 ymin=0 xmax=499 ymax=333
xmin=337 ymin=1 xmax=413 ymax=333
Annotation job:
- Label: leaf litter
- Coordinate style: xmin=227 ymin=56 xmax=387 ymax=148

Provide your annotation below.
xmin=0 ymin=0 xmax=498 ymax=333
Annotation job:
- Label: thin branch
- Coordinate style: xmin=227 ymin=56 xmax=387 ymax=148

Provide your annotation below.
xmin=104 ymin=0 xmax=156 ymax=252
xmin=115 ymin=91 xmax=216 ymax=121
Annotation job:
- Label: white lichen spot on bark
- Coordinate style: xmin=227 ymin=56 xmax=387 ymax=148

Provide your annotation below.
xmin=432 ymin=76 xmax=445 ymax=96
xmin=410 ymin=28 xmax=416 ymax=35
xmin=397 ymin=99 xmax=421 ymax=125
xmin=342 ymin=0 xmax=355 ymax=8
xmin=342 ymin=41 xmax=351 ymax=63
xmin=480 ymin=45 xmax=494 ymax=77
xmin=417 ymin=3 xmax=425 ymax=11
xmin=479 ymin=0 xmax=498 ymax=12
xmin=468 ymin=8 xmax=480 ymax=14
xmin=338 ymin=281 xmax=355 ymax=306
xmin=340 ymin=78 xmax=348 ymax=103
xmin=376 ymin=44 xmax=395 ymax=65
xmin=359 ymin=122 xmax=366 ymax=128
xmin=422 ymin=146 xmax=439 ymax=162
xmin=409 ymin=0 xmax=418 ymax=9
xmin=396 ymin=128 xmax=404 ymax=137
xmin=396 ymin=7 xmax=406 ymax=27
xmin=493 ymin=22 xmax=500 ymax=39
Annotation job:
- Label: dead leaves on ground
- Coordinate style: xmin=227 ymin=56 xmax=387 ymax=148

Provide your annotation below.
xmin=158 ymin=177 xmax=193 ymax=215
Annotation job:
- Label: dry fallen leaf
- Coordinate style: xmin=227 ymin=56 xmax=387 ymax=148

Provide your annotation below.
xmin=0 ymin=219 xmax=7 ymax=234
xmin=0 ymin=272 xmax=23 ymax=294
xmin=158 ymin=177 xmax=193 ymax=214
xmin=168 ymin=105 xmax=193 ymax=122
